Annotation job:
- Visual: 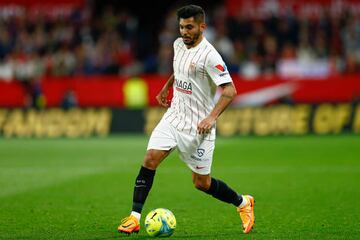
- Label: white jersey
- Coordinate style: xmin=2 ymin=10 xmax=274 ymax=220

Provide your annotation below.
xmin=163 ymin=37 xmax=233 ymax=140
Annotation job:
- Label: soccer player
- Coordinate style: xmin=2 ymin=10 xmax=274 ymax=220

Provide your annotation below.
xmin=118 ymin=4 xmax=254 ymax=235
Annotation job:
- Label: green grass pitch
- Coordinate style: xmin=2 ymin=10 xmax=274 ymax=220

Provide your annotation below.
xmin=0 ymin=135 xmax=359 ymax=239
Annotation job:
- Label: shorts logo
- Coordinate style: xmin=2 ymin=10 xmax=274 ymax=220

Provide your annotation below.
xmin=197 ymin=148 xmax=205 ymax=157
xmin=195 ymin=166 xmax=205 ymax=170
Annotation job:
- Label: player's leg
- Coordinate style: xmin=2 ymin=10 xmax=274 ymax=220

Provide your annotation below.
xmin=118 ymin=119 xmax=176 ymax=234
xmin=178 ymin=136 xmax=244 ymax=206
xmin=179 ymin=134 xmax=254 ymax=234
xmin=192 ymin=172 xmax=255 ymax=234
xmin=118 ymin=149 xmax=170 ymax=234
xmin=192 ymin=172 xmax=242 ymax=207
xmin=132 ymin=149 xmax=171 ymax=215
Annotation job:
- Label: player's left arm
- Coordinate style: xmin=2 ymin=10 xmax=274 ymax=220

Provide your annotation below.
xmin=197 ymin=82 xmax=236 ymax=134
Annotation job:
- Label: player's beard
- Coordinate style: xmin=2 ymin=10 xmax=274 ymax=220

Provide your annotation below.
xmin=182 ymin=31 xmax=201 ymax=47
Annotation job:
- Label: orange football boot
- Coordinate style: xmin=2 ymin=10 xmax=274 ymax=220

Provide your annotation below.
xmin=118 ymin=215 xmax=140 ymax=234
xmin=237 ymin=195 xmax=255 ymax=234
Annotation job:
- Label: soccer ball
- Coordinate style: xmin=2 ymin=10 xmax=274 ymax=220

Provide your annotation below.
xmin=144 ymin=208 xmax=176 ymax=237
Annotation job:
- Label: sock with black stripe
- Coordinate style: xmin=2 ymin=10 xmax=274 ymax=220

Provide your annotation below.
xmin=204 ymin=177 xmax=242 ymax=207
xmin=131 ymin=166 xmax=156 ymax=214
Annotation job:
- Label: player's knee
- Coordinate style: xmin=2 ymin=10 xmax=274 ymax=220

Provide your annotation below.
xmin=143 ymin=153 xmax=157 ymax=170
xmin=194 ymin=180 xmax=210 ymax=191
xmin=143 ymin=150 xmax=165 ymax=170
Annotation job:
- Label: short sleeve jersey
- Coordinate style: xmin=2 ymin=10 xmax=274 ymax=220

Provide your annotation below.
xmin=163 ymin=37 xmax=233 ymax=140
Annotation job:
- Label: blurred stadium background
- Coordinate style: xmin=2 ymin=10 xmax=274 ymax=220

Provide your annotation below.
xmin=0 ymin=0 xmax=360 ymax=136
xmin=0 ymin=0 xmax=360 ymax=239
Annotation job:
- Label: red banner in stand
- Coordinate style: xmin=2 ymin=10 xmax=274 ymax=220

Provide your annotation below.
xmin=0 ymin=74 xmax=360 ymax=108
xmin=0 ymin=0 xmax=85 ymax=20
xmin=225 ymin=0 xmax=360 ymax=18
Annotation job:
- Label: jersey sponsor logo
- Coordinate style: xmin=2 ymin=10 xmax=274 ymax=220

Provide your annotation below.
xmin=175 ymin=79 xmax=192 ymax=94
xmin=215 ymin=64 xmax=229 ymax=77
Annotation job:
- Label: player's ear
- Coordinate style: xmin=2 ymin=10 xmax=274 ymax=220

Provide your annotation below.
xmin=200 ymin=22 xmax=206 ymax=32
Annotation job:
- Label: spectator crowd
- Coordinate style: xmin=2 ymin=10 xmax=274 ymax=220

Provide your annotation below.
xmin=0 ymin=2 xmax=360 ymax=81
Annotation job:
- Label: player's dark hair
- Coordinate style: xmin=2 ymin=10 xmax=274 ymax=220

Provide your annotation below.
xmin=176 ymin=5 xmax=205 ymax=23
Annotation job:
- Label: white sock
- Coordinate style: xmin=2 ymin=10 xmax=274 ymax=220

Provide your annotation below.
xmin=239 ymin=195 xmax=248 ymax=208
xmin=131 ymin=211 xmax=141 ymax=221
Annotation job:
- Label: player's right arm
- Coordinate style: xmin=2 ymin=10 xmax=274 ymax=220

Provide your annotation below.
xmin=156 ymin=74 xmax=174 ymax=107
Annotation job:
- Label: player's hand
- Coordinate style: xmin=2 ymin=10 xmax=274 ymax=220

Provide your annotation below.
xmin=156 ymin=89 xmax=170 ymax=108
xmin=197 ymin=116 xmax=216 ymax=134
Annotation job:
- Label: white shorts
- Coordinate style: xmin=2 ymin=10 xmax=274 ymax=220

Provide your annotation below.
xmin=147 ymin=118 xmax=215 ymax=175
